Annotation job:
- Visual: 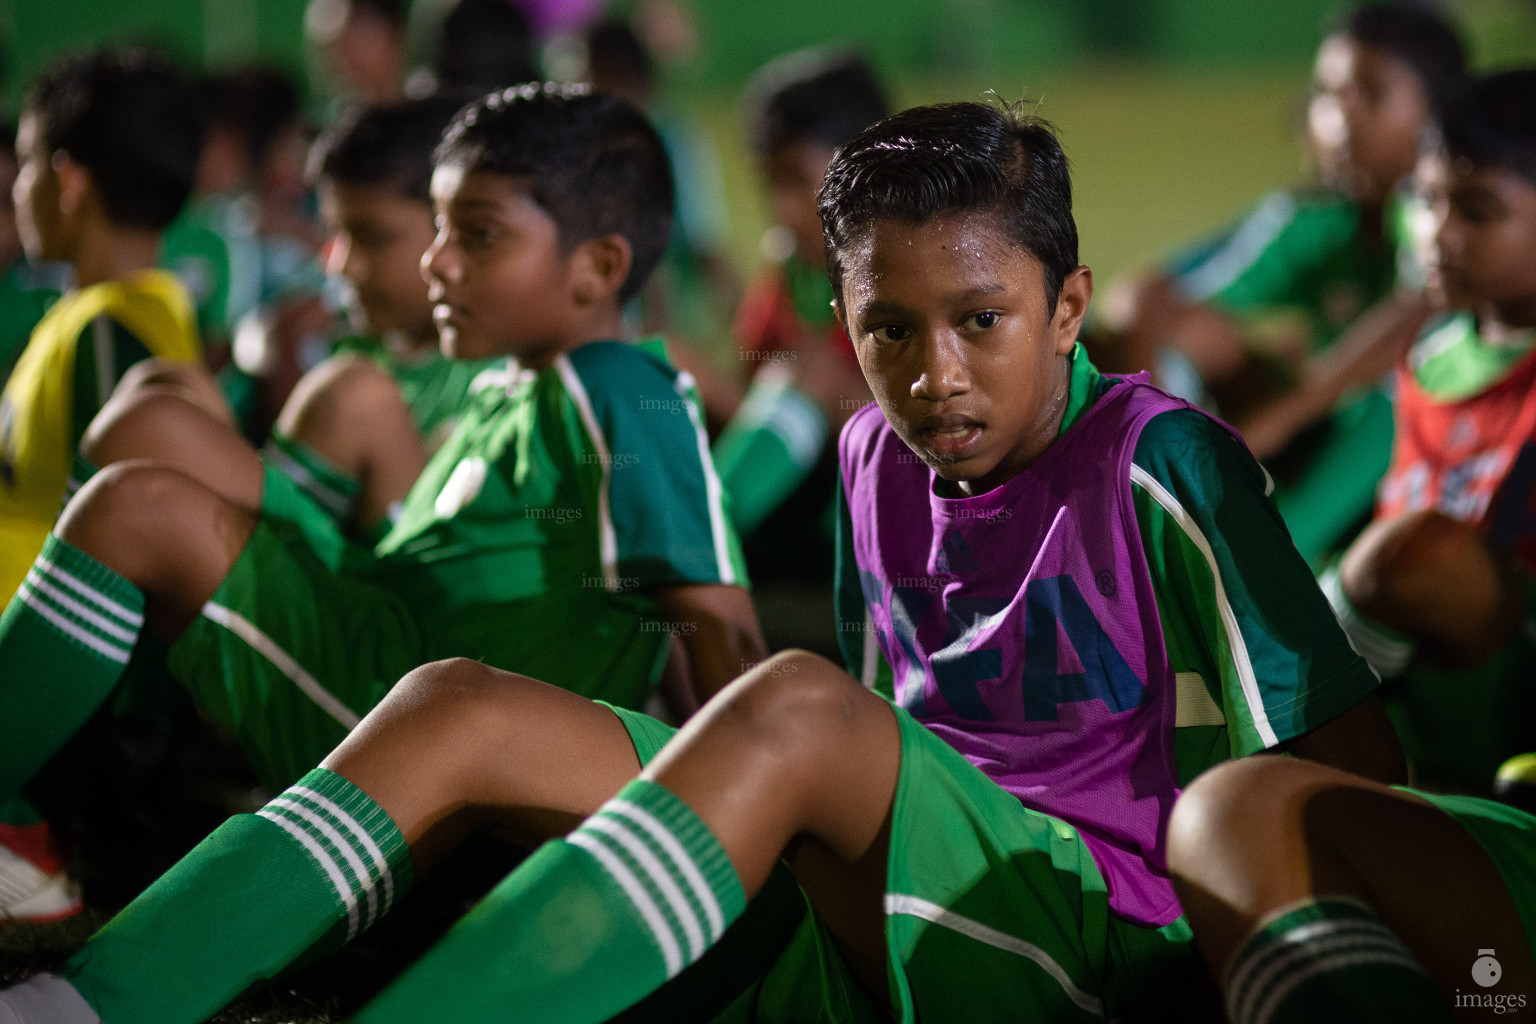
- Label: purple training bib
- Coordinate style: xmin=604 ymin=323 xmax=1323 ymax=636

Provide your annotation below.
xmin=841 ymin=376 xmax=1203 ymax=927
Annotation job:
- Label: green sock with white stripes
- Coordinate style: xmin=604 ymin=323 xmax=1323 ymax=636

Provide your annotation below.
xmin=51 ymin=768 xmax=411 ymax=1024
xmin=355 ymin=778 xmax=744 ymax=1024
xmin=1223 ymin=897 xmax=1451 ymax=1024
xmin=0 ymin=534 xmax=143 ymax=801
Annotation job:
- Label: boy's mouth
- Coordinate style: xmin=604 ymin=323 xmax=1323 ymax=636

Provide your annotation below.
xmin=915 ymin=414 xmax=984 ymax=459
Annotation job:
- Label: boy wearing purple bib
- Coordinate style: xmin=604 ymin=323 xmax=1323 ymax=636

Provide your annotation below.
xmin=1 ymin=102 xmax=1405 ymax=1024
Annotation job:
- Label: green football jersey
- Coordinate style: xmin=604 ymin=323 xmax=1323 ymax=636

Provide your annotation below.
xmin=331 ymin=333 xmax=495 ymax=452
xmin=366 ymin=337 xmax=748 ymax=709
xmin=835 ymin=346 xmax=1378 ymax=784
xmin=1170 ymin=187 xmax=1401 ymax=354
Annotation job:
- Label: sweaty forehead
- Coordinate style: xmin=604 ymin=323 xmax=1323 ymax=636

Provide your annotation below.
xmin=839 ymin=212 xmax=1033 ymax=298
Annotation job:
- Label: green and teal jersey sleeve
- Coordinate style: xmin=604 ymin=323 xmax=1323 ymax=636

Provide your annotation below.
xmin=1169 ymin=188 xmax=1398 ymax=352
xmin=1129 ymin=407 xmax=1381 ymax=781
xmin=68 ymin=315 xmax=154 ymax=452
xmin=564 ymin=338 xmax=747 ymax=590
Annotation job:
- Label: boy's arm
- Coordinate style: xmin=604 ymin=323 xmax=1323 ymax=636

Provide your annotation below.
xmin=655 ymin=583 xmax=766 ymax=703
xmin=1131 ymin=408 xmax=1406 ymax=784
xmin=567 ymin=344 xmax=766 ymax=707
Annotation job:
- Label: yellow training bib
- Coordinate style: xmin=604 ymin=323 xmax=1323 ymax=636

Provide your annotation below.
xmin=0 ymin=270 xmax=199 ymax=604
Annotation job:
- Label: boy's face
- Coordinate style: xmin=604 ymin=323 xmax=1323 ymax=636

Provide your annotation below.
xmin=836 ymin=213 xmax=1090 ymax=497
xmin=422 ymin=165 xmax=582 ymax=363
xmin=763 ymin=141 xmax=836 ymax=268
xmin=321 ymin=180 xmax=437 ymax=338
xmin=1308 ymin=36 xmax=1428 ymax=205
xmin=1419 ymin=149 xmax=1536 ymax=325
xmin=12 ymin=114 xmax=67 ymax=262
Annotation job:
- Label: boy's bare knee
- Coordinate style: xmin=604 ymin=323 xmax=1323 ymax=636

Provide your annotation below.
xmin=726 ymin=650 xmax=869 ymax=752
xmin=1341 ymin=510 xmax=1486 ymax=609
xmin=82 ymin=389 xmax=206 ymax=465
xmin=279 ymin=354 xmax=400 ymax=439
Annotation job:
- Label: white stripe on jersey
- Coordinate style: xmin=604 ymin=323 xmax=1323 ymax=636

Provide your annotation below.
xmin=674 ymin=371 xmax=737 ymax=586
xmin=554 ymin=355 xmax=620 ymax=591
xmin=1128 ymin=464 xmax=1279 ymax=747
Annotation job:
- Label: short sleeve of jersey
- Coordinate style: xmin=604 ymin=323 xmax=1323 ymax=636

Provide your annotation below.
xmin=563 ymin=341 xmax=748 ymax=590
xmin=1130 ymin=408 xmax=1379 ymax=760
xmin=70 ymin=315 xmax=153 ymax=451
xmin=1171 ymin=190 xmax=1360 ymax=311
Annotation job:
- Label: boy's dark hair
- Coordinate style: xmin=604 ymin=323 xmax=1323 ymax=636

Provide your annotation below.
xmin=744 ymin=50 xmax=889 ymax=157
xmin=1440 ymin=69 xmax=1536 ymax=188
xmin=1335 ymin=3 xmax=1467 ymax=113
xmin=435 ymin=82 xmax=673 ymax=302
xmin=23 ymin=47 xmax=202 ymax=232
xmin=313 ymin=94 xmax=466 ymax=203
xmin=203 ymin=66 xmax=303 ymax=172
xmin=436 ymin=0 xmax=536 ymax=95
xmin=819 ymin=101 xmax=1078 ymax=315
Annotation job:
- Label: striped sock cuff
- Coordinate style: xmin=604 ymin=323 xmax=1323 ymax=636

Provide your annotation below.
xmin=566 ymin=779 xmax=745 ymax=979
xmin=1225 ymin=896 xmax=1428 ymax=1024
xmin=1319 ymin=566 xmax=1414 ymax=679
xmin=255 ymin=768 xmax=412 ymax=943
xmin=15 ymin=535 xmax=143 ymax=665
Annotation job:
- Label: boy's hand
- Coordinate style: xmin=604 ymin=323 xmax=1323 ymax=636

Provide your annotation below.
xmin=654 ymin=584 xmax=768 ymax=705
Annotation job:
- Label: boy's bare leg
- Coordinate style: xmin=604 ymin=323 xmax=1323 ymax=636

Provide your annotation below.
xmin=274 ymin=353 xmax=427 ymax=532
xmin=57 ymin=462 xmax=258 ymax=638
xmin=326 ymin=650 xmax=902 ymax=997
xmin=111 ymin=358 xmax=237 ymax=426
xmin=1340 ymin=509 xmax=1523 ymax=668
xmin=1168 ymin=756 xmax=1536 ymax=1010
xmin=81 ymin=391 xmax=266 ymax=513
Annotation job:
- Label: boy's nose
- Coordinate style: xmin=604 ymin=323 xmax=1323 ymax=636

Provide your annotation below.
xmin=910 ymin=331 xmax=970 ymax=401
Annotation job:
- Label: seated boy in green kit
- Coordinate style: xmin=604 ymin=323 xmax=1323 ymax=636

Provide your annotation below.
xmin=102 ymin=95 xmax=493 ymax=541
xmin=0 ymin=84 xmax=762 ymax=915
xmin=0 ymin=49 xmax=203 ymax=609
xmin=1325 ymin=70 xmax=1536 ymax=792
xmin=0 ymin=99 xmax=1407 ymax=1024
xmin=1108 ymin=4 xmax=1465 ymax=564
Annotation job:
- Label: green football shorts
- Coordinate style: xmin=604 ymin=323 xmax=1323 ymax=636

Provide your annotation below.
xmin=602 ymin=698 xmax=1202 ymax=1023
xmin=1411 ymin=790 xmax=1536 ymax=967
xmin=167 ymin=491 xmax=424 ymax=792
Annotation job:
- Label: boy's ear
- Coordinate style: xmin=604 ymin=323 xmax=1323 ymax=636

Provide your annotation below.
xmin=570 ymin=233 xmax=634 ymax=306
xmin=1051 ymin=265 xmax=1093 ymax=355
xmin=51 ymin=152 xmax=91 ymax=221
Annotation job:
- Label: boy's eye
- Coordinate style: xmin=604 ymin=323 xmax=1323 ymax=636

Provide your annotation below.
xmin=966 ymin=311 xmax=1000 ymax=330
xmin=872 ymin=324 xmax=911 ymax=343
